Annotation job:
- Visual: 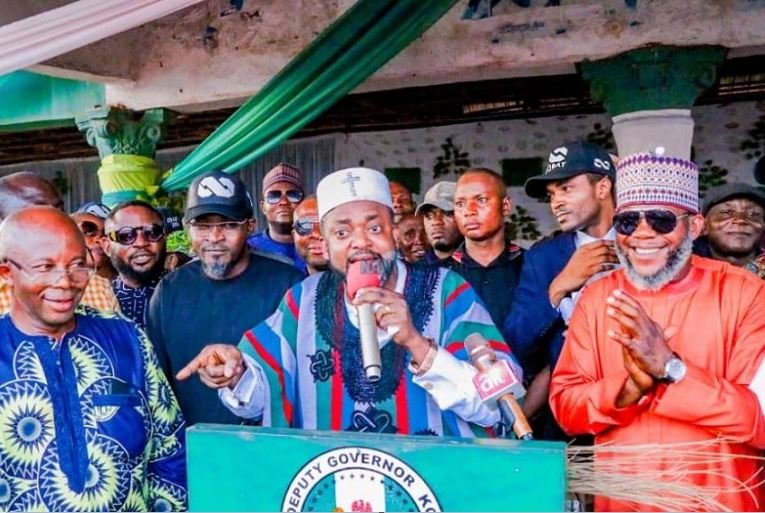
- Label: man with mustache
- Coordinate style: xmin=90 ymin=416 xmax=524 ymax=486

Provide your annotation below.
xmin=147 ymin=170 xmax=303 ymax=425
xmin=417 ymin=181 xmax=463 ymax=264
xmin=0 ymin=172 xmax=120 ymax=314
xmin=694 ymin=183 xmax=765 ymax=278
xmin=0 ymin=206 xmax=187 ymax=511
xmin=292 ymin=195 xmax=329 ymax=275
xmin=178 ymin=167 xmax=521 ymax=437
xmin=504 ymin=142 xmax=617 ymax=437
xmin=102 ymin=201 xmax=168 ymax=328
xmin=248 ymin=162 xmax=307 ymax=272
xmin=550 ymin=152 xmax=765 ymax=511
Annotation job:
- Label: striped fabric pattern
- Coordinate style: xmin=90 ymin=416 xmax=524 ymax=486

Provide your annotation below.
xmin=238 ymin=267 xmax=511 ymax=437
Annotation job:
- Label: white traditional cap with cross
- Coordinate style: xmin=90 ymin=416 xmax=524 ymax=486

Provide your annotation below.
xmin=317 ymin=167 xmax=394 ymax=220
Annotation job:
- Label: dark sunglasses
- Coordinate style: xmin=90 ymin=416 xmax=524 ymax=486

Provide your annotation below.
xmin=78 ymin=220 xmax=103 ymax=238
xmin=107 ymin=224 xmax=165 ymax=245
xmin=293 ymin=217 xmax=320 ymax=236
xmin=613 ymin=210 xmax=691 ymax=236
xmin=265 ymin=189 xmax=304 ymax=205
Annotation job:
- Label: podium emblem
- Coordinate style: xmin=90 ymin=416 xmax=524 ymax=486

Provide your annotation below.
xmin=282 ymin=446 xmax=441 ymax=512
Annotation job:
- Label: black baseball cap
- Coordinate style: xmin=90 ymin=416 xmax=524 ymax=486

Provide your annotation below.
xmin=702 ymin=182 xmax=765 ymax=215
xmin=75 ymin=201 xmax=110 ymax=219
xmin=156 ymin=207 xmax=183 ymax=233
xmin=185 ymin=170 xmax=254 ymax=222
xmin=524 ymin=141 xmax=616 ymax=199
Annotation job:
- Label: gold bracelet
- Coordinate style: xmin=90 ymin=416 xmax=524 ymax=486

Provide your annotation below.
xmin=409 ymin=338 xmax=438 ymax=377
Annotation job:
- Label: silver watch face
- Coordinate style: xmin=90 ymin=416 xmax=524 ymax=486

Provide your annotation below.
xmin=665 ymin=357 xmax=687 ymax=383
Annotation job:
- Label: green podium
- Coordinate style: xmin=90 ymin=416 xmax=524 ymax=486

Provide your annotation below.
xmin=187 ymin=425 xmax=567 ymax=511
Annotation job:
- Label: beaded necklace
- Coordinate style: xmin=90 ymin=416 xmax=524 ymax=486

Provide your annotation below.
xmin=314 ymin=263 xmax=439 ymax=403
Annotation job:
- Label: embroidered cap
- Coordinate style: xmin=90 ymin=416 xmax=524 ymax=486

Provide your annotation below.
xmin=185 ymin=170 xmax=254 ymax=222
xmin=262 ymin=162 xmax=303 ymax=194
xmin=317 ymin=167 xmax=393 ymax=221
xmin=524 ymin=141 xmax=615 ymax=199
xmin=616 ymin=152 xmax=699 ymax=213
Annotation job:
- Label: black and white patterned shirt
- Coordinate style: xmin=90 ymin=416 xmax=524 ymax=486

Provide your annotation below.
xmin=111 ymin=273 xmax=165 ymax=329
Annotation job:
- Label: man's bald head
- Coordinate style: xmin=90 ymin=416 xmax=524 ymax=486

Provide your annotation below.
xmin=0 ymin=206 xmax=85 ymax=261
xmin=0 ymin=172 xmax=64 ymax=220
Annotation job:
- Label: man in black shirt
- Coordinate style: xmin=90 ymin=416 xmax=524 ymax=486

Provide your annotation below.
xmin=447 ymin=169 xmax=523 ymax=329
xmin=147 ymin=170 xmax=303 ymax=425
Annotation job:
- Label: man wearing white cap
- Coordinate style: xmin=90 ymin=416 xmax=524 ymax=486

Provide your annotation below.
xmin=550 ymin=153 xmax=765 ymax=511
xmin=178 ymin=167 xmax=521 ymax=437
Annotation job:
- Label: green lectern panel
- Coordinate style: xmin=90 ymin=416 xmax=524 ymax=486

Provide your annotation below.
xmin=187 ymin=425 xmax=566 ymax=512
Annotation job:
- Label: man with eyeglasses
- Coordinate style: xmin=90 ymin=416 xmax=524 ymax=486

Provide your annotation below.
xmin=694 ymin=183 xmax=765 ymax=278
xmin=550 ymin=152 xmax=765 ymax=512
xmin=247 ymin=162 xmax=307 ymax=272
xmin=177 ymin=167 xmax=520 ymax=437
xmin=0 ymin=206 xmax=187 ymax=511
xmin=102 ymin=200 xmax=168 ymax=329
xmin=292 ymin=195 xmax=329 ymax=275
xmin=147 ymin=170 xmax=303 ymax=426
xmin=71 ymin=208 xmax=117 ymax=280
xmin=0 ymin=172 xmax=119 ymax=315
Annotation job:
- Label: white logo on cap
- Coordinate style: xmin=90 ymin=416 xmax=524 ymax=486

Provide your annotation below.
xmin=546 ymin=146 xmax=568 ymax=173
xmin=198 ymin=176 xmax=236 ymax=198
xmin=593 ymin=158 xmax=611 ymax=170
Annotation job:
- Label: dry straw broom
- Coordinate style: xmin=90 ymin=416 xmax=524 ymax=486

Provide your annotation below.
xmin=565 ymin=439 xmax=765 ymax=511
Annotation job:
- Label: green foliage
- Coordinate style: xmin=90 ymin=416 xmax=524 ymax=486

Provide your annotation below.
xmin=698 ymin=159 xmax=729 ymax=198
xmin=433 ymin=137 xmax=471 ymax=178
xmin=150 ymin=190 xmax=193 ymax=255
xmin=507 ymin=205 xmax=541 ymax=242
xmin=739 ymin=115 xmax=765 ymax=161
xmin=585 ymin=123 xmax=616 ymax=151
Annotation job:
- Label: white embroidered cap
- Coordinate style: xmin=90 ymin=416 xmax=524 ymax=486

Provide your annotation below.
xmin=317 ymin=167 xmax=394 ymax=220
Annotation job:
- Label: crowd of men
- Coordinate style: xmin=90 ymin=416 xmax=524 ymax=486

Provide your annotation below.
xmin=0 ymin=139 xmax=764 ymax=511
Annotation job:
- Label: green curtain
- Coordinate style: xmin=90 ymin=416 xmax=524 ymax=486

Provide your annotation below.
xmin=159 ymin=0 xmax=459 ymax=192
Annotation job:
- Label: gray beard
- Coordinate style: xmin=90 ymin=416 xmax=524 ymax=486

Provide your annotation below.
xmin=202 ymin=260 xmax=233 ymax=279
xmin=616 ymin=231 xmax=694 ymax=291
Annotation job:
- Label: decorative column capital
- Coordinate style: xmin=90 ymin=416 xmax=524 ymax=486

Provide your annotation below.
xmin=76 ymin=106 xmax=176 ymax=159
xmin=580 ymin=45 xmax=726 ymax=117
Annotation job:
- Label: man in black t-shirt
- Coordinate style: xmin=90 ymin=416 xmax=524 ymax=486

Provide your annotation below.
xmin=147 ymin=170 xmax=303 ymax=425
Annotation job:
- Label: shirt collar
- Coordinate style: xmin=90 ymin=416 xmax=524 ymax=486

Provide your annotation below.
xmin=575 ymin=226 xmax=616 ymax=247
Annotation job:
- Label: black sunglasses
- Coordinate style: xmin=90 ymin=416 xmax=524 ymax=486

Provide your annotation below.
xmin=265 ymin=189 xmax=304 ymax=205
xmin=78 ymin=220 xmax=102 ymax=238
xmin=613 ymin=210 xmax=691 ymax=236
xmin=107 ymin=224 xmax=165 ymax=245
xmin=293 ymin=217 xmax=320 ymax=236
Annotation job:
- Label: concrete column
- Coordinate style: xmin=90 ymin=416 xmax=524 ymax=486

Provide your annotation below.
xmin=76 ymin=106 xmax=175 ymax=206
xmin=580 ymin=46 xmax=726 ymax=159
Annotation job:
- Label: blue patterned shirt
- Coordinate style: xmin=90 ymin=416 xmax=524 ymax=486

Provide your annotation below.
xmin=111 ymin=273 xmax=164 ymax=329
xmin=0 ymin=308 xmax=187 ymax=511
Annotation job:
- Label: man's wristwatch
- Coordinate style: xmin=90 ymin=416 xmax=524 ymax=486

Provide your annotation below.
xmin=659 ymin=352 xmax=686 ymax=384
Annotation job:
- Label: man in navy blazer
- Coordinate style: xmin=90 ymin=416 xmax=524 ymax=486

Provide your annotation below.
xmin=503 ymin=142 xmax=618 ymax=435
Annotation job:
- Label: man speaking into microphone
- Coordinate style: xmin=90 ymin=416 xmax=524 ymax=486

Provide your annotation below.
xmin=178 ymin=167 xmax=522 ymax=437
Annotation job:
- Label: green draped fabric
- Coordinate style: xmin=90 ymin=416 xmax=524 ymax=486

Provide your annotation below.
xmin=159 ymin=0 xmax=459 ymax=192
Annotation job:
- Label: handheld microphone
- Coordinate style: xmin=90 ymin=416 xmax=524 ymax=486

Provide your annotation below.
xmin=346 ymin=260 xmax=383 ymax=382
xmin=465 ymin=333 xmax=533 ymax=441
